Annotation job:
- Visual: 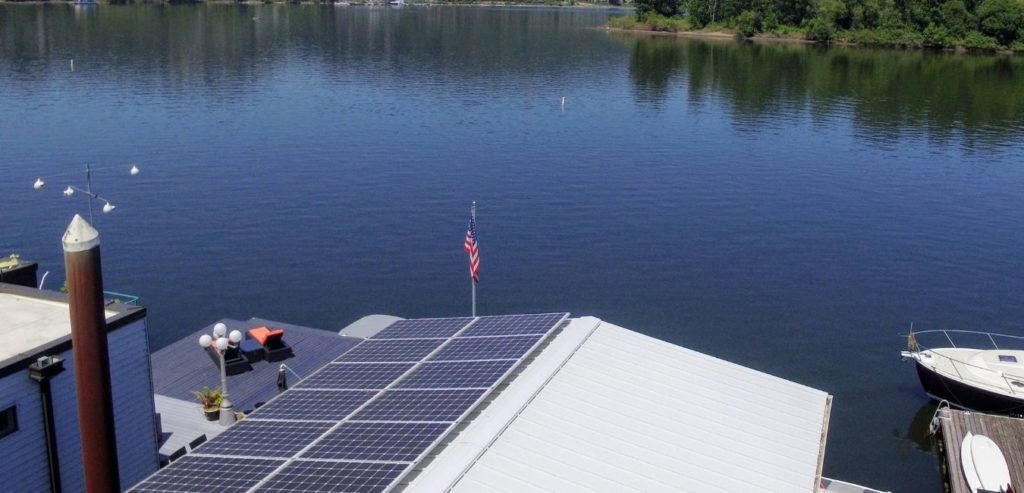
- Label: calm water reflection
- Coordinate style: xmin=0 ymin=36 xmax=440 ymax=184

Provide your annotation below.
xmin=3 ymin=5 xmax=1023 ymax=491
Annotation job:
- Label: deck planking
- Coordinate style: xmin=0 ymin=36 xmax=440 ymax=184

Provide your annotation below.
xmin=150 ymin=317 xmax=362 ymax=413
xmin=935 ymin=407 xmax=1024 ymax=493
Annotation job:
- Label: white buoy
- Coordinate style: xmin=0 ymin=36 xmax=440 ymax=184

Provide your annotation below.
xmin=70 ymin=59 xmax=74 ymax=72
xmin=130 ymin=164 xmax=140 ymax=176
xmin=63 ymin=186 xmax=75 ymax=197
xmin=33 ymin=178 xmax=45 ymax=190
xmin=102 ymin=202 xmax=115 ymax=214
xmin=561 ymin=96 xmax=565 ymax=112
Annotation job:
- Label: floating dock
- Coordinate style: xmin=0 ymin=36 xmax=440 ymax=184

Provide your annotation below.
xmin=933 ymin=406 xmax=1024 ymax=493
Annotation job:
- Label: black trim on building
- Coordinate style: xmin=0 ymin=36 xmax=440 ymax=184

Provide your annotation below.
xmin=0 ymin=283 xmax=147 ymax=379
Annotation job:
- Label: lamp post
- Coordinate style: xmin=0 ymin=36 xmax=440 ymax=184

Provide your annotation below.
xmin=198 ymin=323 xmax=242 ymax=425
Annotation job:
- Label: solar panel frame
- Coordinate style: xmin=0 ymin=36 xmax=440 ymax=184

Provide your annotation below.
xmin=293 ymin=362 xmax=415 ymax=390
xmin=457 ymin=312 xmax=568 ymax=338
xmin=131 ymin=313 xmax=571 ymax=493
xmin=129 ymin=456 xmax=285 ymax=493
xmin=350 ymin=388 xmax=489 ymax=422
xmin=246 ymin=390 xmax=378 ymax=422
xmin=370 ymin=317 xmax=474 ymax=340
xmin=300 ymin=421 xmax=453 ymax=462
xmin=429 ymin=334 xmax=544 ymax=362
xmin=336 ymin=338 xmax=448 ymax=363
xmin=395 ymin=359 xmax=518 ymax=389
xmin=192 ymin=420 xmax=335 ymax=458
xmin=254 ymin=460 xmax=407 ymax=493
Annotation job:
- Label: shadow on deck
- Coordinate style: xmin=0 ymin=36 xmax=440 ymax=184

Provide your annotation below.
xmin=150 ymin=317 xmax=362 ymax=413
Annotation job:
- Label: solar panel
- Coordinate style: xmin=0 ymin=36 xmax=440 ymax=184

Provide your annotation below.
xmin=247 ymin=390 xmax=377 ymax=421
xmin=351 ymin=388 xmax=487 ymax=422
xmin=396 ymin=360 xmax=517 ymax=389
xmin=301 ymin=421 xmax=451 ymax=462
xmin=371 ymin=317 xmax=473 ymax=340
xmin=129 ymin=456 xmax=284 ymax=493
xmin=429 ymin=335 xmax=543 ymax=362
xmin=458 ymin=313 xmax=566 ymax=338
xmin=194 ymin=420 xmax=334 ymax=458
xmin=255 ymin=460 xmax=406 ymax=493
xmin=132 ymin=313 xmax=572 ymax=493
xmin=338 ymin=338 xmax=446 ymax=362
xmin=294 ymin=362 xmax=415 ymax=390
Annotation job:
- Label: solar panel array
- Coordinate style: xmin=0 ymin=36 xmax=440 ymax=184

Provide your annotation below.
xmin=130 ymin=312 xmax=568 ymax=493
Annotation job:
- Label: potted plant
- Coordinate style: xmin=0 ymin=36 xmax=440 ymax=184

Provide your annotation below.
xmin=193 ymin=387 xmax=223 ymax=421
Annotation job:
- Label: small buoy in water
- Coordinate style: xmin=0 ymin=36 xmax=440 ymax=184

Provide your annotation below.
xmin=70 ymin=59 xmax=74 ymax=72
xmin=33 ymin=178 xmax=45 ymax=190
xmin=130 ymin=164 xmax=140 ymax=176
xmin=561 ymin=96 xmax=565 ymax=112
xmin=102 ymin=202 xmax=115 ymax=214
xmin=63 ymin=186 xmax=74 ymax=197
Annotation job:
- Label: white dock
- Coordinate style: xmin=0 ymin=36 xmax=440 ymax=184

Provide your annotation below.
xmin=155 ymin=395 xmax=227 ymax=462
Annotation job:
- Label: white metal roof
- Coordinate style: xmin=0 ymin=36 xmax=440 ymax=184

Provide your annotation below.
xmin=404 ymin=317 xmax=832 ymax=493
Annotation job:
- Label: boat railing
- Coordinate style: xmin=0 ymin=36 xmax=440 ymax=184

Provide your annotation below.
xmin=906 ymin=329 xmax=1024 ymax=396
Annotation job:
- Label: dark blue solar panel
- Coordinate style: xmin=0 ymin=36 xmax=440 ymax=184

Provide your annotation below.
xmin=195 ymin=420 xmax=334 ymax=458
xmin=397 ymin=360 xmax=517 ymax=389
xmin=338 ymin=338 xmax=446 ymax=362
xmin=301 ymin=421 xmax=451 ymax=462
xmin=458 ymin=313 xmax=566 ymax=338
xmin=371 ymin=317 xmax=473 ymax=339
xmin=430 ymin=335 xmax=543 ymax=362
xmin=256 ymin=460 xmax=406 ymax=493
xmin=295 ymin=362 xmax=415 ymax=390
xmin=351 ymin=388 xmax=487 ymax=422
xmin=130 ymin=456 xmax=284 ymax=493
xmin=248 ymin=390 xmax=376 ymax=421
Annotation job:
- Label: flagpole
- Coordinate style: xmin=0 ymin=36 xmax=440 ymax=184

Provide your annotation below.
xmin=471 ymin=201 xmax=476 ymax=318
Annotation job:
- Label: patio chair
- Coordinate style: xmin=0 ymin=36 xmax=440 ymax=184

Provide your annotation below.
xmin=248 ymin=326 xmax=293 ymax=361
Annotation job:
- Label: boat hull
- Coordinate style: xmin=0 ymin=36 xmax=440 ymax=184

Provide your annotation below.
xmin=914 ymin=361 xmax=1024 ymax=415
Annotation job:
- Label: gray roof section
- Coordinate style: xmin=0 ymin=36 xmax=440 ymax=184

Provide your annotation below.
xmin=150 ymin=317 xmax=362 ymax=412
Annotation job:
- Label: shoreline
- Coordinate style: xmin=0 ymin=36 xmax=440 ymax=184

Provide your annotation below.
xmin=605 ymin=24 xmax=1018 ymax=54
xmin=604 ymin=25 xmax=815 ymax=45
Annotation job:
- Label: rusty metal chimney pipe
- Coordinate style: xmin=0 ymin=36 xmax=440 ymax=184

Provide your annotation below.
xmin=62 ymin=214 xmax=121 ymax=493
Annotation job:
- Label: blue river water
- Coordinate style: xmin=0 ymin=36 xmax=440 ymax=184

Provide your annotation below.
xmin=2 ymin=4 xmax=1024 ymax=491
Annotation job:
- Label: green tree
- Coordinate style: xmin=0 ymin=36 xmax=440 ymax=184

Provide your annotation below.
xmin=736 ymin=9 xmax=762 ymax=34
xmin=976 ymin=0 xmax=1024 ymax=45
xmin=638 ymin=0 xmax=682 ymax=18
xmin=685 ymin=0 xmax=714 ymax=25
xmin=940 ymin=0 xmax=976 ymax=36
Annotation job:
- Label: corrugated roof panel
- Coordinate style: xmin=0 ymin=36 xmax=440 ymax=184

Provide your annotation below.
xmin=448 ymin=320 xmax=830 ymax=493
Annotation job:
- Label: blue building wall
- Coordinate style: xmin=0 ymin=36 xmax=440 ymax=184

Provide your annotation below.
xmin=0 ymin=319 xmax=159 ymax=492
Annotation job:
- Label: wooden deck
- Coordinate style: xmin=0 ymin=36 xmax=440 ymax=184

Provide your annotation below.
xmin=151 ymin=317 xmax=362 ymax=412
xmin=934 ymin=407 xmax=1024 ymax=493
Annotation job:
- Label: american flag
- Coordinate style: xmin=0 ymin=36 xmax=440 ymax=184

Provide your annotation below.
xmin=464 ymin=217 xmax=480 ymax=283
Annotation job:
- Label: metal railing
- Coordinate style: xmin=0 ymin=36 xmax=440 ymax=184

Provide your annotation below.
xmin=103 ymin=291 xmax=139 ymax=305
xmin=905 ymin=329 xmax=1024 ymax=396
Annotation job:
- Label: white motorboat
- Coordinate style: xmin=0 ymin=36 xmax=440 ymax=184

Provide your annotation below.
xmin=901 ymin=329 xmax=1024 ymax=415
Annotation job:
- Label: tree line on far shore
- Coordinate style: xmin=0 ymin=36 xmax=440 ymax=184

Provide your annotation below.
xmin=617 ymin=0 xmax=1024 ymax=49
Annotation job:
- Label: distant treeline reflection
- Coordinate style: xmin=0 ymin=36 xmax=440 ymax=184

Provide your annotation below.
xmin=624 ymin=34 xmax=1024 ymax=143
xmin=1 ymin=5 xmax=1020 ymax=145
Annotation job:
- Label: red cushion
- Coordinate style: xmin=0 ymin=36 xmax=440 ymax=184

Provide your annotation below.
xmin=248 ymin=326 xmax=284 ymax=345
xmin=248 ymin=327 xmax=270 ymax=345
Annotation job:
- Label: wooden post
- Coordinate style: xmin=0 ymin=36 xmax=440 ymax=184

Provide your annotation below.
xmin=62 ymin=214 xmax=120 ymax=493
